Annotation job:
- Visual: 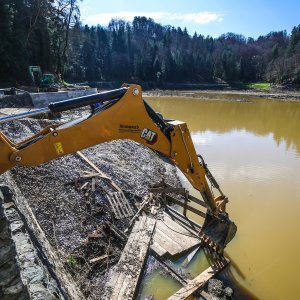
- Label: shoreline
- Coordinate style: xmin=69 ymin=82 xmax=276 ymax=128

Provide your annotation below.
xmin=144 ymin=89 xmax=300 ymax=101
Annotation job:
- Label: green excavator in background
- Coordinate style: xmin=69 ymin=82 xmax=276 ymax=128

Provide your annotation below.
xmin=28 ymin=66 xmax=55 ymax=90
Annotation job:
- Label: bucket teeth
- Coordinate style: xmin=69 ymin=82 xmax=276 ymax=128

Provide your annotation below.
xmin=200 ymin=233 xmax=226 ymax=254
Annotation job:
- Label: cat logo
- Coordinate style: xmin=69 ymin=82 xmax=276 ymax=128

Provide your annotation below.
xmin=140 ymin=128 xmax=157 ymax=144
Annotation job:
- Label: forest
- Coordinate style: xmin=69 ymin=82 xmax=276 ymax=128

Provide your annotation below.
xmin=1 ymin=0 xmax=300 ymax=87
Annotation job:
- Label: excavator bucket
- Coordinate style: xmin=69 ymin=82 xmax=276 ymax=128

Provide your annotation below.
xmin=200 ymin=213 xmax=237 ymax=251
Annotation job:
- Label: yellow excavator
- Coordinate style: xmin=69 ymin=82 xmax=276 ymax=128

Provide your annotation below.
xmin=0 ymin=84 xmax=236 ymax=250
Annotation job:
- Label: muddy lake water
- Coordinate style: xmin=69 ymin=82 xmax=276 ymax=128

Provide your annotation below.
xmin=137 ymin=95 xmax=300 ymax=299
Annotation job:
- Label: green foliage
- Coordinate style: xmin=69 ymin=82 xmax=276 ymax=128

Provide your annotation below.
xmin=246 ymin=83 xmax=271 ymax=90
xmin=67 ymin=255 xmax=77 ymax=267
xmin=0 ymin=0 xmax=80 ymax=85
xmin=65 ymin=21 xmax=298 ymax=85
xmin=0 ymin=2 xmax=300 ymax=86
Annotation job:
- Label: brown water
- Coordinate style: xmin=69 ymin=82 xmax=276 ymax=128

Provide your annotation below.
xmin=138 ymin=96 xmax=300 ymax=299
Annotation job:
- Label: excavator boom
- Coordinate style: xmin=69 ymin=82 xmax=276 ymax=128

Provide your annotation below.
xmin=0 ymin=84 xmax=236 ymax=250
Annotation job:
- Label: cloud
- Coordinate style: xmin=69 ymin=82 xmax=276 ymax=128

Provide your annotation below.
xmin=82 ymin=11 xmax=224 ymax=26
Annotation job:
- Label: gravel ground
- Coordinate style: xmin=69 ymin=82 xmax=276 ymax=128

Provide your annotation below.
xmin=0 ymin=116 xmax=181 ymax=299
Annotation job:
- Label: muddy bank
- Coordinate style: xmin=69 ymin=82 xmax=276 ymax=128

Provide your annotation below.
xmin=144 ymin=89 xmax=300 ymax=101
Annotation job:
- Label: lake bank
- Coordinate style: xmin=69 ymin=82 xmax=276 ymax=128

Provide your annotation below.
xmin=144 ymin=89 xmax=300 ymax=101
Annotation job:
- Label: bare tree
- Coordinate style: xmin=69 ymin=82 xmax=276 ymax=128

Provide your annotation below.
xmin=51 ymin=0 xmax=80 ymax=79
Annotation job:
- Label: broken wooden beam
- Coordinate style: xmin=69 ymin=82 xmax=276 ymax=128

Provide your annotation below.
xmin=166 ymin=194 xmax=206 ymax=218
xmin=106 ymin=191 xmax=134 ymax=219
xmin=104 ymin=215 xmax=157 ymax=300
xmin=151 ymin=250 xmax=188 ymax=286
xmin=76 ymin=151 xmax=121 ymax=191
xmin=188 ymin=194 xmax=207 ymax=208
xmin=166 ymin=206 xmax=202 ymax=235
xmin=128 ymin=196 xmax=151 ymax=226
xmin=167 ymin=257 xmax=230 ymax=300
xmin=151 ymin=212 xmax=201 ymax=257
xmin=149 ymin=187 xmax=187 ymax=194
xmin=77 ymin=151 xmax=134 ymax=219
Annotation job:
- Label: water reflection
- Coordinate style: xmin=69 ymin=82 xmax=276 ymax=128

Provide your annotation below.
xmin=148 ymin=97 xmax=300 ymax=154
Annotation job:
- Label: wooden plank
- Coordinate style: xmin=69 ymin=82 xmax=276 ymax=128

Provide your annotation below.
xmin=120 ymin=191 xmax=134 ymax=215
xmin=163 ymin=215 xmax=200 ymax=247
xmin=128 ymin=196 xmax=151 ymax=226
xmin=149 ymin=187 xmax=186 ymax=194
xmin=107 ymin=216 xmax=146 ymax=293
xmin=112 ymin=216 xmax=147 ymax=299
xmin=2 ymin=180 xmax=84 ymax=299
xmin=107 ymin=191 xmax=134 ymax=219
xmin=150 ymin=241 xmax=167 ymax=257
xmin=183 ymin=197 xmax=187 ymax=216
xmin=89 ymin=254 xmax=110 ymax=263
xmin=91 ymin=178 xmax=96 ymax=192
xmin=163 ymin=214 xmax=198 ymax=236
xmin=151 ymin=251 xmax=188 ymax=286
xmin=106 ymin=193 xmax=122 ymax=219
xmin=151 ymin=212 xmax=201 ymax=257
xmin=105 ymin=215 xmax=156 ymax=300
xmin=166 ymin=195 xmax=206 ymax=218
xmin=107 ymin=216 xmax=146 ymax=289
xmin=153 ymin=228 xmax=184 ymax=256
xmin=117 ymin=191 xmax=133 ymax=217
xmin=165 ymin=208 xmax=201 ymax=237
xmin=115 ymin=216 xmax=156 ymax=299
xmin=167 ymin=258 xmax=230 ymax=300
xmin=156 ymin=220 xmax=200 ymax=251
xmin=76 ymin=151 xmax=121 ymax=191
xmin=77 ymin=151 xmax=106 ymax=176
xmin=112 ymin=192 xmax=129 ymax=218
xmin=166 ymin=206 xmax=202 ymax=232
xmin=188 ymin=194 xmax=207 ymax=208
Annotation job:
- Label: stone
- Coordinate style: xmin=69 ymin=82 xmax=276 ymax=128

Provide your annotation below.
xmin=0 ymin=261 xmax=19 ymax=286
xmin=207 ymin=279 xmax=224 ymax=297
xmin=22 ymin=265 xmax=45 ymax=284
xmin=11 ymin=220 xmax=24 ymax=233
xmin=224 ymin=286 xmax=234 ymax=299
xmin=0 ymin=243 xmax=15 ymax=265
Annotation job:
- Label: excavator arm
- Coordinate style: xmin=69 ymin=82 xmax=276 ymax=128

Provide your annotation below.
xmin=0 ymin=84 xmax=236 ymax=249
